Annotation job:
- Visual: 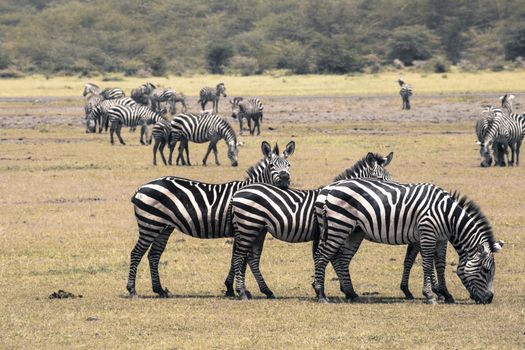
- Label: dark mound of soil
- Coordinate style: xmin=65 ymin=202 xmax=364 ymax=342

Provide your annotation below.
xmin=48 ymin=289 xmax=83 ymax=299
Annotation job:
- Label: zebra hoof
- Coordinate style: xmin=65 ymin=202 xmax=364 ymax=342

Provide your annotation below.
xmin=238 ymin=291 xmax=250 ymax=301
xmin=224 ymin=290 xmax=235 ymax=297
xmin=345 ymin=292 xmax=359 ymax=302
xmin=424 ymin=298 xmax=437 ymax=305
xmin=318 ymin=297 xmax=330 ymax=304
xmin=444 ymin=295 xmax=455 ymax=304
xmin=155 ymin=287 xmax=172 ymax=298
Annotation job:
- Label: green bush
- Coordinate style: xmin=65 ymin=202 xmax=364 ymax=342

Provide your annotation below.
xmin=228 ymin=55 xmax=262 ymax=76
xmin=387 ymin=25 xmax=441 ymax=65
xmin=206 ymin=42 xmax=233 ymax=74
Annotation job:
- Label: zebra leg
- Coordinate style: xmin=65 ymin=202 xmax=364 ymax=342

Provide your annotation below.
xmin=434 ymin=241 xmax=454 ymax=303
xmin=147 ymin=227 xmax=175 ymax=298
xmin=127 ymin=230 xmax=157 ymax=297
xmin=419 ymin=232 xmax=438 ymax=304
xmin=239 ymin=118 xmax=244 ymax=136
xmin=330 ymin=231 xmax=365 ymax=301
xmin=247 ymin=232 xmax=274 ymax=299
xmin=158 ymin=140 xmax=168 ymax=166
xmin=110 ymin=122 xmax=116 ymax=145
xmin=152 ymin=138 xmax=160 ymax=166
xmin=116 ymin=123 xmax=126 ymax=145
xmin=140 ymin=124 xmax=147 ymax=145
xmin=232 ymin=246 xmax=250 ymax=300
xmin=224 ymin=240 xmax=252 ymax=298
xmin=406 ymin=97 xmax=411 ymax=110
xmin=255 ymin=118 xmax=261 ymax=136
xmin=176 ymin=140 xmax=188 ymax=166
xmin=400 ymin=243 xmax=420 ymax=300
xmin=516 ymin=140 xmax=521 ymax=166
xmin=212 ymin=143 xmax=220 ymax=166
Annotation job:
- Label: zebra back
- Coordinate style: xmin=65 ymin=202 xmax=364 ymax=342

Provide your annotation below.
xmin=100 ymin=88 xmax=126 ymax=100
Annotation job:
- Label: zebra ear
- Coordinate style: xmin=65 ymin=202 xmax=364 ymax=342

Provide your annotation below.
xmin=383 ymin=152 xmax=393 ymax=166
xmin=366 ymin=152 xmax=376 ymax=165
xmin=283 ymin=141 xmax=295 ymax=159
xmin=493 ymin=240 xmax=504 ymax=252
xmin=261 ymin=141 xmax=272 ymax=158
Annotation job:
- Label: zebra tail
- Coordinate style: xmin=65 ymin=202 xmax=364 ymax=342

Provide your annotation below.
xmin=320 ymin=204 xmax=328 ymax=241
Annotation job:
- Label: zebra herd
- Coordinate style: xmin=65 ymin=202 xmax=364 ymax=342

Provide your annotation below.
xmin=82 ymin=81 xmax=506 ymax=304
xmin=127 ymin=143 xmax=503 ymax=304
xmin=82 ymin=82 xmax=264 ymax=166
xmin=476 ymin=93 xmax=525 ymax=167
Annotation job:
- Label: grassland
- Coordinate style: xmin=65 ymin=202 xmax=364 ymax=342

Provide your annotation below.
xmin=1 ymin=82 xmax=525 ymax=349
xmin=1 ymin=69 xmax=525 ymax=97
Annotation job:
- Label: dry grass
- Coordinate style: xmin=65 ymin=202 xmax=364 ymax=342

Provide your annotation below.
xmin=1 ymin=70 xmax=525 ymax=97
xmin=1 ymin=103 xmax=525 ymax=348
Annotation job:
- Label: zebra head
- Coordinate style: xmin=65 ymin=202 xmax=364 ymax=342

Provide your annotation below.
xmin=499 ymin=93 xmax=515 ymax=114
xmin=263 ymin=141 xmax=295 ymax=189
xmin=230 ymin=97 xmax=244 ymax=119
xmin=85 ymin=116 xmax=96 ymax=133
xmin=333 ymin=152 xmax=393 ymax=182
xmin=456 ymin=241 xmax=504 ymax=304
xmin=217 ymin=83 xmax=227 ymax=97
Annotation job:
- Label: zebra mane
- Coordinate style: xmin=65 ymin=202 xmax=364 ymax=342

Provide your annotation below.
xmin=244 ymin=157 xmax=270 ymax=180
xmin=333 ymin=153 xmax=390 ymax=182
xmin=450 ymin=191 xmax=496 ymax=252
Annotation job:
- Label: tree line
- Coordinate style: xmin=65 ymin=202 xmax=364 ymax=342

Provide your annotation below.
xmin=0 ymin=0 xmax=524 ymax=76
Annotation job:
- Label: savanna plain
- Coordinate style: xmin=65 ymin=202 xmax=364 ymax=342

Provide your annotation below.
xmin=1 ymin=72 xmax=524 ymax=349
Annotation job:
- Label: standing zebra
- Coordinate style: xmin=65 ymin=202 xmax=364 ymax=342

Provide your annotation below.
xmin=477 ymin=106 xmax=508 ymax=167
xmin=230 ymin=97 xmax=264 ymax=136
xmin=151 ymin=120 xmax=187 ymax=166
xmin=87 ymin=97 xmax=136 ymax=133
xmin=83 ymin=83 xmax=126 ymax=130
xmin=107 ymin=105 xmax=166 ymax=145
xmin=170 ymin=112 xmax=239 ymax=167
xmin=312 ymin=178 xmax=504 ymax=304
xmin=398 ymin=79 xmax=413 ymax=110
xmin=500 ymin=93 xmax=515 ymax=114
xmin=127 ymin=140 xmax=295 ymax=297
xmin=228 ymin=152 xmax=393 ymax=300
xmin=198 ymin=83 xmax=227 ymax=113
xmin=150 ymin=88 xmax=176 ymax=114
xmin=481 ymin=108 xmax=523 ymax=166
xmin=130 ymin=82 xmax=157 ymax=106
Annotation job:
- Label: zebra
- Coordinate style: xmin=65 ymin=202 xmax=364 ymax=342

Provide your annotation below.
xmin=82 ymin=82 xmax=102 ymax=97
xmin=150 ymin=88 xmax=178 ymax=114
xmin=107 ymin=104 xmax=167 ymax=145
xmin=169 ymin=111 xmax=239 ymax=167
xmin=86 ymin=97 xmax=136 ymax=133
xmin=151 ymin=120 xmax=187 ymax=166
xmin=230 ymin=97 xmax=264 ymax=136
xmin=198 ymin=83 xmax=227 ymax=113
xmin=82 ymin=83 xmax=126 ymax=130
xmin=130 ymin=82 xmax=157 ymax=106
xmin=127 ymin=140 xmax=296 ymax=297
xmin=480 ymin=108 xmax=523 ymax=166
xmin=476 ymin=107 xmax=509 ymax=167
xmin=100 ymin=87 xmax=125 ymax=100
xmin=500 ymin=93 xmax=515 ymax=114
xmin=228 ymin=152 xmax=393 ymax=300
xmin=312 ymin=178 xmax=505 ymax=304
xmin=398 ymin=79 xmax=412 ymax=110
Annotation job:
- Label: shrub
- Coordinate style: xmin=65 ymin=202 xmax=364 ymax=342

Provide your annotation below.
xmin=387 ymin=25 xmax=441 ymax=65
xmin=228 ymin=55 xmax=262 ymax=76
xmin=206 ymin=42 xmax=233 ymax=74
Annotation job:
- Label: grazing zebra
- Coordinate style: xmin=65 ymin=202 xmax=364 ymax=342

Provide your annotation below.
xmin=312 ymin=178 xmax=504 ymax=304
xmin=398 ymin=79 xmax=413 ymax=110
xmin=169 ymin=112 xmax=239 ymax=167
xmin=151 ymin=120 xmax=187 ymax=166
xmin=500 ymin=93 xmax=515 ymax=114
xmin=87 ymin=97 xmax=136 ymax=133
xmin=476 ymin=107 xmax=509 ymax=167
xmin=228 ymin=152 xmax=393 ymax=300
xmin=127 ymin=140 xmax=296 ymax=297
xmin=230 ymin=97 xmax=264 ymax=136
xmin=107 ymin=105 xmax=166 ymax=145
xmin=198 ymin=83 xmax=227 ymax=112
xmin=480 ymin=109 xmax=523 ymax=166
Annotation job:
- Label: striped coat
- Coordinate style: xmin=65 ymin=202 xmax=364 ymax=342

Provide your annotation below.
xmin=107 ymin=105 xmax=166 ymax=145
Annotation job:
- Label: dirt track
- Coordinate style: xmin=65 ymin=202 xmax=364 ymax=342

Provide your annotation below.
xmin=0 ymin=93 xmax=523 ymax=129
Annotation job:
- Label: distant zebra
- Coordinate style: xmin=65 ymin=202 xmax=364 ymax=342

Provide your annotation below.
xmin=228 ymin=152 xmax=393 ymax=300
xmin=100 ymin=87 xmax=125 ymax=100
xmin=131 ymin=82 xmax=157 ymax=106
xmin=170 ymin=112 xmax=239 ymax=167
xmin=87 ymin=97 xmax=136 ymax=133
xmin=481 ymin=109 xmax=523 ymax=166
xmin=500 ymin=93 xmax=515 ymax=114
xmin=476 ymin=107 xmax=508 ymax=167
xmin=150 ymin=88 xmax=176 ymax=114
xmin=312 ymin=178 xmax=504 ymax=304
xmin=107 ymin=105 xmax=166 ymax=145
xmin=198 ymin=83 xmax=227 ymax=112
xmin=82 ymin=83 xmax=102 ymax=97
xmin=127 ymin=141 xmax=295 ymax=297
xmin=398 ymin=79 xmax=413 ymax=110
xmin=151 ymin=120 xmax=188 ymax=166
xmin=230 ymin=97 xmax=264 ymax=136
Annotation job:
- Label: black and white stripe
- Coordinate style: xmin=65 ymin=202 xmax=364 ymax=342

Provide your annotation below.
xmin=229 ymin=152 xmax=393 ymax=299
xmin=230 ymin=97 xmax=264 ymax=136
xmin=481 ymin=108 xmax=523 ymax=166
xmin=107 ymin=105 xmax=166 ymax=145
xmin=170 ymin=112 xmax=239 ymax=167
xmin=127 ymin=141 xmax=296 ymax=297
xmin=151 ymin=120 xmax=186 ymax=166
xmin=398 ymin=79 xmax=413 ymax=110
xmin=198 ymin=83 xmax=227 ymax=112
xmin=312 ymin=178 xmax=504 ymax=304
xmin=87 ymin=97 xmax=136 ymax=133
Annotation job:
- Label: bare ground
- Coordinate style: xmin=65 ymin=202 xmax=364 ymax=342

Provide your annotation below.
xmin=1 ymin=93 xmax=524 ymax=130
